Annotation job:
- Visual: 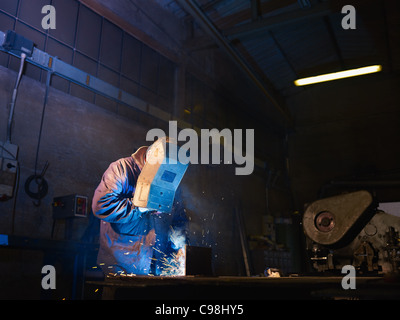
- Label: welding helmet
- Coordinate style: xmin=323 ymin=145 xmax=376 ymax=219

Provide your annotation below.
xmin=133 ymin=137 xmax=189 ymax=213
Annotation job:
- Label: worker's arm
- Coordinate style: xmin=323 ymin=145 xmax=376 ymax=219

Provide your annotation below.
xmin=92 ymin=158 xmax=145 ymax=224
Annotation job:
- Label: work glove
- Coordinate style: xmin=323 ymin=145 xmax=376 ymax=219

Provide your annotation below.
xmin=137 ymin=207 xmax=162 ymax=215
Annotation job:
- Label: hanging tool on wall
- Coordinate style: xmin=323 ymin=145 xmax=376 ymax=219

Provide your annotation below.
xmin=25 ymin=160 xmax=49 ymax=207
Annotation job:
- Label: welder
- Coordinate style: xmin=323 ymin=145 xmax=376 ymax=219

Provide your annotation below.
xmin=92 ymin=137 xmax=188 ymax=276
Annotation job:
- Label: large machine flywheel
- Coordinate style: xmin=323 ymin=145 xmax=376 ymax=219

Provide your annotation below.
xmin=303 ymin=190 xmax=375 ymax=248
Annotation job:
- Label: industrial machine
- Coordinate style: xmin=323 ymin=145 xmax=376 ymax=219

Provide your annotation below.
xmin=303 ymin=190 xmax=400 ymax=275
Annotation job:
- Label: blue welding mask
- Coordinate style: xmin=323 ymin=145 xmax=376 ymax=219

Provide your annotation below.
xmin=133 ymin=137 xmax=189 ymax=213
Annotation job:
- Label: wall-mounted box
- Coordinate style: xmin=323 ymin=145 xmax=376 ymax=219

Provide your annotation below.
xmin=52 ymin=194 xmax=88 ymax=219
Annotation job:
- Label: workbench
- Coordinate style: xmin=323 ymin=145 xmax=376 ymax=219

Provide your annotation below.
xmin=86 ymin=275 xmax=400 ymax=300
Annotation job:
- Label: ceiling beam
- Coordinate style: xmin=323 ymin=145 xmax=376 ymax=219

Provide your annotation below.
xmin=175 ymin=0 xmax=293 ymax=127
xmin=223 ymin=1 xmax=334 ymax=39
xmin=213 ymin=0 xmax=297 ymax=30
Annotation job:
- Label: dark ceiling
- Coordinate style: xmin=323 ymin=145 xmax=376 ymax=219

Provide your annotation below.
xmin=153 ymin=0 xmax=399 ymax=122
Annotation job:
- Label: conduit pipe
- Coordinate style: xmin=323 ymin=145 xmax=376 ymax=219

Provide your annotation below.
xmin=7 ymin=53 xmax=26 ymax=143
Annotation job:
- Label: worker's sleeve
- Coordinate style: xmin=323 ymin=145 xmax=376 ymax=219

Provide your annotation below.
xmin=92 ymin=159 xmax=142 ymax=224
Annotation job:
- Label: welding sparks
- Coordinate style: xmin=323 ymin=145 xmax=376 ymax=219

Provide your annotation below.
xmin=159 ymin=248 xmax=185 ymax=276
xmin=157 ymin=227 xmax=186 ymax=276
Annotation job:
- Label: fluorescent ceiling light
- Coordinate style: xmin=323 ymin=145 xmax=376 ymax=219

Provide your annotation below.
xmin=294 ymin=65 xmax=382 ymax=86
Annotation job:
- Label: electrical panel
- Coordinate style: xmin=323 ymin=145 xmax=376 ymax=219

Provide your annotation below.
xmin=52 ymin=194 xmax=88 ymax=219
xmin=0 ymin=141 xmax=19 ymax=200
